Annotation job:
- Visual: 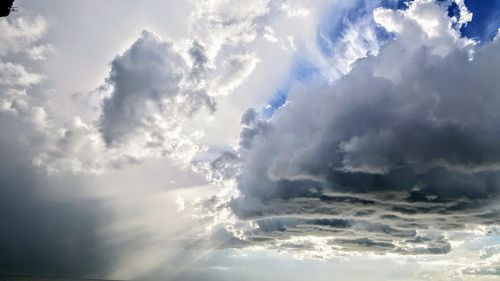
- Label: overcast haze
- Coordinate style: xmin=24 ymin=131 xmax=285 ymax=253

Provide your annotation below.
xmin=1 ymin=0 xmax=500 ymax=280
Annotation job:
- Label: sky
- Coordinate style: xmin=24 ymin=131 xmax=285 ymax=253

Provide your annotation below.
xmin=0 ymin=0 xmax=500 ymax=280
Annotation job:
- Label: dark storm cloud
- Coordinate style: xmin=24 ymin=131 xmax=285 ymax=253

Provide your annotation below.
xmin=0 ymin=15 xmax=119 ymax=276
xmin=0 ymin=115 xmax=118 ymax=278
xmin=206 ymin=11 xmax=500 ymax=253
xmin=238 ymin=37 xmax=500 ymax=200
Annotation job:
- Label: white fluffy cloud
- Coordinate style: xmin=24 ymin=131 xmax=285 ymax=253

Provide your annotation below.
xmin=0 ymin=15 xmax=48 ymax=55
xmin=0 ymin=16 xmax=50 ymax=131
xmin=25 ymin=0 xmax=278 ymax=174
xmin=1 ymin=0 xmax=322 ymax=177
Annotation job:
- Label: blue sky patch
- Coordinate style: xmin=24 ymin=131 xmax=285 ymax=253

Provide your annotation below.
xmin=317 ymin=0 xmax=401 ymax=57
xmin=461 ymin=0 xmax=500 ymax=42
xmin=262 ymin=59 xmax=318 ymax=118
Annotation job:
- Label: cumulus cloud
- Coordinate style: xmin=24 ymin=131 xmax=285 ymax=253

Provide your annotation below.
xmin=100 ymin=30 xmax=214 ymax=145
xmin=251 ymin=27 xmax=499 ymax=199
xmin=0 ymin=14 xmax=219 ymax=279
xmin=33 ymin=0 xmax=272 ymax=174
xmin=0 ymin=17 xmax=50 ymax=134
xmin=35 ymin=0 xmax=276 ymax=174
xmin=0 ymin=61 xmax=42 ymax=87
xmin=197 ymin=0 xmax=500 ymax=257
xmin=0 ymin=15 xmax=51 ymax=58
xmin=0 ymin=1 xmax=295 ymax=275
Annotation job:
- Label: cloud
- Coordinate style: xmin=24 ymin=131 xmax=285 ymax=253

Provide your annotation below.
xmin=100 ymin=30 xmax=214 ymax=145
xmin=34 ymin=0 xmax=273 ymax=174
xmin=188 ymin=0 xmax=269 ymax=59
xmin=316 ymin=0 xmax=389 ymax=79
xmin=0 ymin=16 xmax=218 ymax=279
xmin=0 ymin=15 xmax=51 ymax=58
xmin=240 ymin=0 xmax=500 ymax=199
xmin=0 ymin=61 xmax=42 ymax=87
xmin=0 ymin=17 xmax=119 ymax=276
xmin=3 ymin=1 xmax=500 ymax=280
xmin=197 ymin=0 xmax=500 ymax=257
xmin=0 ymin=109 xmax=120 ymax=277
xmin=0 ymin=111 xmax=213 ymax=280
xmin=0 ymin=2 xmax=286 ymax=277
